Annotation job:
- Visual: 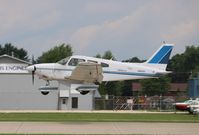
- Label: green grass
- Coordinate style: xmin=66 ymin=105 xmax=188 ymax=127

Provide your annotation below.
xmin=0 ymin=112 xmax=198 ymax=123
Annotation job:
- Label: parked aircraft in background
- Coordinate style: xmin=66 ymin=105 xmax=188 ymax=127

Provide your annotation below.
xmin=174 ymin=98 xmax=199 ymax=114
xmin=26 ymin=43 xmax=174 ymax=95
xmin=174 ymin=99 xmax=194 ymax=112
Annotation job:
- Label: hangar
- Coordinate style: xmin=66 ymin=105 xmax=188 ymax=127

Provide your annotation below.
xmin=0 ymin=54 xmax=97 ymax=110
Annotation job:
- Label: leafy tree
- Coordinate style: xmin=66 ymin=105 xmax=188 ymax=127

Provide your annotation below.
xmin=167 ymin=54 xmax=188 ymax=82
xmin=184 ymin=46 xmax=199 ymax=71
xmin=140 ymin=76 xmax=171 ymax=96
xmin=99 ymin=81 xmax=123 ymax=96
xmin=0 ymin=43 xmax=29 ymax=61
xmin=37 ymin=43 xmax=73 ymax=63
xmin=122 ymin=80 xmax=133 ymax=96
xmin=114 ymin=81 xmax=124 ymax=96
xmin=102 ymin=51 xmax=116 ymax=60
xmin=191 ymin=66 xmax=199 ymax=78
xmin=123 ymin=57 xmax=145 ymax=63
xmin=98 ymin=83 xmax=106 ymax=95
xmin=168 ymin=45 xmax=199 ymax=82
xmin=95 ymin=54 xmax=102 ymax=58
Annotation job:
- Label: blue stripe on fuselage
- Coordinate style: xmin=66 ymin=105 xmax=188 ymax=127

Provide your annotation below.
xmin=103 ymin=71 xmax=158 ymax=77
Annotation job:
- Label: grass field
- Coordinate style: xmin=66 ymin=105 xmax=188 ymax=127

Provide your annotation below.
xmin=0 ymin=112 xmax=198 ymax=122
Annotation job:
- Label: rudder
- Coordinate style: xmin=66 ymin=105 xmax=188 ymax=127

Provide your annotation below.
xmin=146 ymin=44 xmax=173 ymax=64
xmin=145 ymin=44 xmax=174 ymax=70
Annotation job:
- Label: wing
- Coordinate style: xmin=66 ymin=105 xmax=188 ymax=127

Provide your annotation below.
xmin=66 ymin=62 xmax=103 ymax=83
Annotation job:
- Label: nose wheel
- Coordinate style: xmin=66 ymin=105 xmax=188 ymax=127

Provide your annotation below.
xmin=41 ymin=91 xmax=49 ymax=95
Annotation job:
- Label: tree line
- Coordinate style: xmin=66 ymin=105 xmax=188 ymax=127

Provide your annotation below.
xmin=1 ymin=43 xmax=199 ymax=96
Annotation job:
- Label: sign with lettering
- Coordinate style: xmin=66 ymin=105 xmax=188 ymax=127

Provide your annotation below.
xmin=0 ymin=64 xmax=29 ymax=73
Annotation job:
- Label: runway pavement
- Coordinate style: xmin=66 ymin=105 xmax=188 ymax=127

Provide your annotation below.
xmin=0 ymin=122 xmax=199 ymax=135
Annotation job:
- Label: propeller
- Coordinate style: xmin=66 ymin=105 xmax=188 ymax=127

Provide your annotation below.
xmin=32 ymin=66 xmax=36 ymax=84
xmin=26 ymin=65 xmax=37 ymax=85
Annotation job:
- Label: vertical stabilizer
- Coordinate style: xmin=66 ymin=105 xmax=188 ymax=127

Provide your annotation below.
xmin=145 ymin=44 xmax=174 ymax=71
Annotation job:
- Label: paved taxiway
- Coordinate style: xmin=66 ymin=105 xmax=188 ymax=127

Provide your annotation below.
xmin=0 ymin=122 xmax=199 ymax=135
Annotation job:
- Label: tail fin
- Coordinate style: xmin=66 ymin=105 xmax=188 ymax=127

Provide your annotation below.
xmin=145 ymin=44 xmax=174 ymax=71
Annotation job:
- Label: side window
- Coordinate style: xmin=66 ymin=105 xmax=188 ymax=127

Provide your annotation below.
xmin=68 ymin=58 xmax=85 ymax=66
xmin=57 ymin=57 xmax=70 ymax=65
xmin=101 ymin=62 xmax=109 ymax=67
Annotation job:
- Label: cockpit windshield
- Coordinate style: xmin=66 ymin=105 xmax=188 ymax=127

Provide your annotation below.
xmin=57 ymin=57 xmax=71 ymax=65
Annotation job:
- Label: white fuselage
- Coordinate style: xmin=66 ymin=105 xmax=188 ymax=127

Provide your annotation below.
xmin=26 ymin=44 xmax=173 ymax=95
xmin=30 ymin=55 xmax=166 ymax=83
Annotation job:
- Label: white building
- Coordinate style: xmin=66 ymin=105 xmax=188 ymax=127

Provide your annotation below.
xmin=0 ymin=54 xmax=98 ymax=110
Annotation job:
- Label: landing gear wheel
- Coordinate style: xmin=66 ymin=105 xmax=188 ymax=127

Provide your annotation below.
xmin=41 ymin=91 xmax=49 ymax=95
xmin=80 ymin=91 xmax=89 ymax=95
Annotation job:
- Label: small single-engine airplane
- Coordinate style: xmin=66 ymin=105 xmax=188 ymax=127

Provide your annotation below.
xmin=27 ymin=43 xmax=174 ymax=95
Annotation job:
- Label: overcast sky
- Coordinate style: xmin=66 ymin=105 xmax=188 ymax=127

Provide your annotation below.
xmin=0 ymin=0 xmax=199 ymax=60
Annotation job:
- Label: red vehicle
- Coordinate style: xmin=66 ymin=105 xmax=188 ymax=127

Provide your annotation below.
xmin=174 ymin=100 xmax=193 ymax=111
